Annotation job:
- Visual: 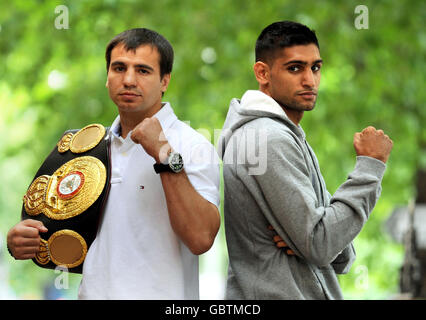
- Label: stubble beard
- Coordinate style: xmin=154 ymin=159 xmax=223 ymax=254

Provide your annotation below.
xmin=277 ymin=94 xmax=317 ymax=113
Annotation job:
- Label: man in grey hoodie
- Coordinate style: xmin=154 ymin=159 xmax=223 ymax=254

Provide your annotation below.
xmin=218 ymin=21 xmax=393 ymax=299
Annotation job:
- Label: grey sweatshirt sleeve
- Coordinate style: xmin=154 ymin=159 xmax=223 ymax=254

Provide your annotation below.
xmin=243 ymin=132 xmax=386 ymax=267
xmin=324 ymin=191 xmax=356 ymax=274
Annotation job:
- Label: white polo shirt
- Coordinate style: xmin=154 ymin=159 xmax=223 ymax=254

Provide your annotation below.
xmin=78 ymin=103 xmax=220 ymax=299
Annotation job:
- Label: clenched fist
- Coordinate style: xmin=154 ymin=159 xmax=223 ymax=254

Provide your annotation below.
xmin=7 ymin=219 xmax=47 ymax=260
xmin=130 ymin=117 xmax=171 ymax=163
xmin=353 ymin=126 xmax=393 ymax=163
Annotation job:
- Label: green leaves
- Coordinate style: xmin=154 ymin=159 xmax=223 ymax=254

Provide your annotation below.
xmin=0 ymin=0 xmax=423 ymax=299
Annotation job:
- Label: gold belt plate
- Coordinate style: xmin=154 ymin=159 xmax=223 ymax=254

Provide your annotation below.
xmin=35 ymin=230 xmax=87 ymax=268
xmin=57 ymin=123 xmax=106 ymax=154
xmin=23 ymin=156 xmax=106 ymax=220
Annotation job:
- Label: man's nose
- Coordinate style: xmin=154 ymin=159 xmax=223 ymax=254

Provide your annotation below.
xmin=123 ymin=69 xmax=136 ymax=87
xmin=302 ymin=69 xmax=315 ymax=88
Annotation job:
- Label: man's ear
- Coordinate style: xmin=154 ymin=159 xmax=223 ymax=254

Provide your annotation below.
xmin=160 ymin=73 xmax=171 ymax=94
xmin=253 ymin=61 xmax=270 ymax=86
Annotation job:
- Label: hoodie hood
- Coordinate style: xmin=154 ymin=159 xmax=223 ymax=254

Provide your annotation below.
xmin=218 ymin=90 xmax=305 ymax=159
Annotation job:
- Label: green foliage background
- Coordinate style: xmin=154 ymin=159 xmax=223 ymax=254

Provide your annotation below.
xmin=0 ymin=0 xmax=424 ymax=299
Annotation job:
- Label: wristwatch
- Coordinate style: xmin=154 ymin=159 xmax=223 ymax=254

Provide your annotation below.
xmin=153 ymin=150 xmax=184 ymax=174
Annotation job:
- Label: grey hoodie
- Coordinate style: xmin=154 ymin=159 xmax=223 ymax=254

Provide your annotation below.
xmin=218 ymin=90 xmax=386 ymax=299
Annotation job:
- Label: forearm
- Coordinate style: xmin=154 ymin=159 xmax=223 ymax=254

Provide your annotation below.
xmin=130 ymin=119 xmax=220 ymax=254
xmin=159 ymin=170 xmax=220 ymax=255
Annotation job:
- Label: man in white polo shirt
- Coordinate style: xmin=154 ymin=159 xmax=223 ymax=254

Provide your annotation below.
xmin=78 ymin=28 xmax=221 ymax=299
xmin=7 ymin=28 xmax=220 ymax=299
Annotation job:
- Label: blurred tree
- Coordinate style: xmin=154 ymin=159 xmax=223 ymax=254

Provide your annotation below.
xmin=0 ymin=0 xmax=424 ymax=299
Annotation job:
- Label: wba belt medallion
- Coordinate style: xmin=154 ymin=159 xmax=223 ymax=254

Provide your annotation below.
xmin=21 ymin=124 xmax=111 ymax=273
xmin=24 ymin=156 xmax=106 ymax=220
xmin=57 ymin=171 xmax=85 ymax=200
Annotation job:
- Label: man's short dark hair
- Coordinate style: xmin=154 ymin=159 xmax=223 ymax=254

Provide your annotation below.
xmin=105 ymin=28 xmax=174 ymax=78
xmin=255 ymin=21 xmax=319 ymax=65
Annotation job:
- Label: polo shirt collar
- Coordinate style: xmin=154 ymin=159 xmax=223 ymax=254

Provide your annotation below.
xmin=153 ymin=102 xmax=178 ymax=131
xmin=110 ymin=115 xmax=122 ymax=139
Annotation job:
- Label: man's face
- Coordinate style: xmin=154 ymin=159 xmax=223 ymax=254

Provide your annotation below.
xmin=264 ymin=44 xmax=322 ymax=112
xmin=106 ymin=43 xmax=170 ymax=116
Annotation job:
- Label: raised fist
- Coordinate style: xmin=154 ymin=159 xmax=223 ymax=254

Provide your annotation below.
xmin=130 ymin=117 xmax=170 ymax=163
xmin=353 ymin=126 xmax=393 ymax=163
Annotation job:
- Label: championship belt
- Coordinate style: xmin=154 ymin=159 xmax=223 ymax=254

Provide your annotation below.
xmin=21 ymin=124 xmax=111 ymax=273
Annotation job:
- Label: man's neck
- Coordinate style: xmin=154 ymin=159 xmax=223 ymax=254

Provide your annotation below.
xmin=258 ymin=87 xmax=303 ymax=126
xmin=279 ymin=107 xmax=304 ymax=126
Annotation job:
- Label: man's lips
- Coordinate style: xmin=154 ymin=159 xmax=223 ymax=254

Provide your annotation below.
xmin=298 ymin=91 xmax=317 ymax=95
xmin=298 ymin=91 xmax=317 ymax=99
xmin=119 ymin=92 xmax=141 ymax=100
xmin=119 ymin=91 xmax=141 ymax=97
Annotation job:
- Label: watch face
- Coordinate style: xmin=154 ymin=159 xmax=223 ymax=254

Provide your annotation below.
xmin=168 ymin=152 xmax=184 ymax=173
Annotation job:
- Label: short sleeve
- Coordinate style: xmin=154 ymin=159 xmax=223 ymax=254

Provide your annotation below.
xmin=167 ymin=124 xmax=221 ymax=209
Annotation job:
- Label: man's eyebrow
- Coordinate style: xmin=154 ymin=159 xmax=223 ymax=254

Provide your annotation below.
xmin=134 ymin=64 xmax=154 ymax=71
xmin=110 ymin=61 xmax=154 ymax=71
xmin=283 ymin=59 xmax=323 ymax=66
xmin=111 ymin=61 xmax=126 ymax=67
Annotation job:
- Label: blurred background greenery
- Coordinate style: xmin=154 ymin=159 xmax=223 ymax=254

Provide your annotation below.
xmin=0 ymin=0 xmax=425 ymax=299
